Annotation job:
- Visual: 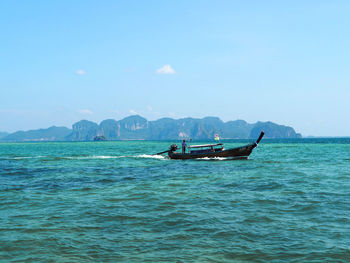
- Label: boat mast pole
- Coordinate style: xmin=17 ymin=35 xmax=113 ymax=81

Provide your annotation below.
xmin=255 ymin=131 xmax=265 ymax=145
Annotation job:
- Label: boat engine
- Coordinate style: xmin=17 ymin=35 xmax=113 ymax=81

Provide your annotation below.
xmin=169 ymin=144 xmax=178 ymax=152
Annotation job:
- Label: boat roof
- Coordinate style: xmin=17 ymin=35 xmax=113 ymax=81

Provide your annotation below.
xmin=188 ymin=143 xmax=223 ymax=149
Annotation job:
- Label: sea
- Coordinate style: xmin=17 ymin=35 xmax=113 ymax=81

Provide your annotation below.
xmin=0 ymin=138 xmax=349 ymax=262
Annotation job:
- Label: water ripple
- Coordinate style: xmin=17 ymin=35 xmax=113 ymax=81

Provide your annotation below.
xmin=0 ymin=140 xmax=349 ymax=262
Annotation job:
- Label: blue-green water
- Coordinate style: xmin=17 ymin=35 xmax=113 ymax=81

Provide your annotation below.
xmin=1 ymin=139 xmax=350 ymax=262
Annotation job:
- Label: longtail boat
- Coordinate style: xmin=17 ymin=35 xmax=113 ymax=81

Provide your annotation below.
xmin=156 ymin=131 xmax=264 ymax=160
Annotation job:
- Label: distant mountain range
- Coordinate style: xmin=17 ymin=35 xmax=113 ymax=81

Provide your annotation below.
xmin=0 ymin=132 xmax=9 ymax=139
xmin=1 ymin=127 xmax=71 ymax=142
xmin=0 ymin=115 xmax=301 ymax=142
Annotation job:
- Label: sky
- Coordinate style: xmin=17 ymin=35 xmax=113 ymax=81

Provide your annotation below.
xmin=1 ymin=1 xmax=349 ymax=136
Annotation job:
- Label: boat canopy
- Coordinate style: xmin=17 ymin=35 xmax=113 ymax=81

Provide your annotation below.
xmin=187 ymin=143 xmax=223 ymax=149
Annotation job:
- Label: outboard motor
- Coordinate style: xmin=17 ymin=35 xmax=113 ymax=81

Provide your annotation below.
xmin=169 ymin=144 xmax=178 ymax=152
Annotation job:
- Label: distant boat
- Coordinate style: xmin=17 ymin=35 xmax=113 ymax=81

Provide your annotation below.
xmin=156 ymin=131 xmax=264 ymax=160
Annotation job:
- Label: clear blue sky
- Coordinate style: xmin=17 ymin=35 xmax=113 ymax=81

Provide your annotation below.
xmin=1 ymin=1 xmax=349 ymax=136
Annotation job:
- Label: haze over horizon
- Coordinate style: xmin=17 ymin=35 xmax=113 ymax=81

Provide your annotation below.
xmin=1 ymin=1 xmax=349 ymax=137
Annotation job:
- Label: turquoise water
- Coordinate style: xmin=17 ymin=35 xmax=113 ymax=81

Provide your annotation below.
xmin=1 ymin=139 xmax=350 ymax=262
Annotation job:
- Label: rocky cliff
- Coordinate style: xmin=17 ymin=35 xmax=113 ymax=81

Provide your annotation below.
xmin=66 ymin=115 xmax=301 ymax=141
xmin=1 ymin=115 xmax=301 ymax=142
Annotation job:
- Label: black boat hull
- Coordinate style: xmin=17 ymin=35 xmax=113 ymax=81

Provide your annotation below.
xmin=168 ymin=143 xmax=257 ymax=160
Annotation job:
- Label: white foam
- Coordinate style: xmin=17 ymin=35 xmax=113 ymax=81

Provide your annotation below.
xmin=198 ymin=157 xmax=228 ymax=161
xmin=13 ymin=157 xmax=33 ymax=160
xmin=91 ymin=155 xmax=122 ymax=159
xmin=136 ymin=154 xmax=166 ymax=159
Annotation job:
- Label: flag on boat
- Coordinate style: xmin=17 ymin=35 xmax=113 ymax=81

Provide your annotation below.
xmin=214 ymin=134 xmax=220 ymax=141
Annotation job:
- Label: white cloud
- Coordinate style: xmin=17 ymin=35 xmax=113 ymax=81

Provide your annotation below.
xmin=156 ymin=64 xmax=176 ymax=74
xmin=147 ymin=105 xmax=153 ymax=111
xmin=78 ymin=109 xmax=93 ymax=115
xmin=129 ymin=109 xmax=137 ymax=115
xmin=76 ymin=69 xmax=86 ymax=75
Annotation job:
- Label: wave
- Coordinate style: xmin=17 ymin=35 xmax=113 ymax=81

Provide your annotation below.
xmin=64 ymin=155 xmax=167 ymax=160
xmin=1 ymin=154 xmax=233 ymax=161
xmin=196 ymin=157 xmax=231 ymax=161
xmin=1 ymin=154 xmax=166 ymax=161
xmin=1 ymin=155 xmax=124 ymax=160
xmin=64 ymin=154 xmax=166 ymax=160
xmin=0 ymin=156 xmax=45 ymax=160
xmin=135 ymin=154 xmax=166 ymax=159
xmin=63 ymin=155 xmax=123 ymax=160
xmin=13 ymin=157 xmax=35 ymax=160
